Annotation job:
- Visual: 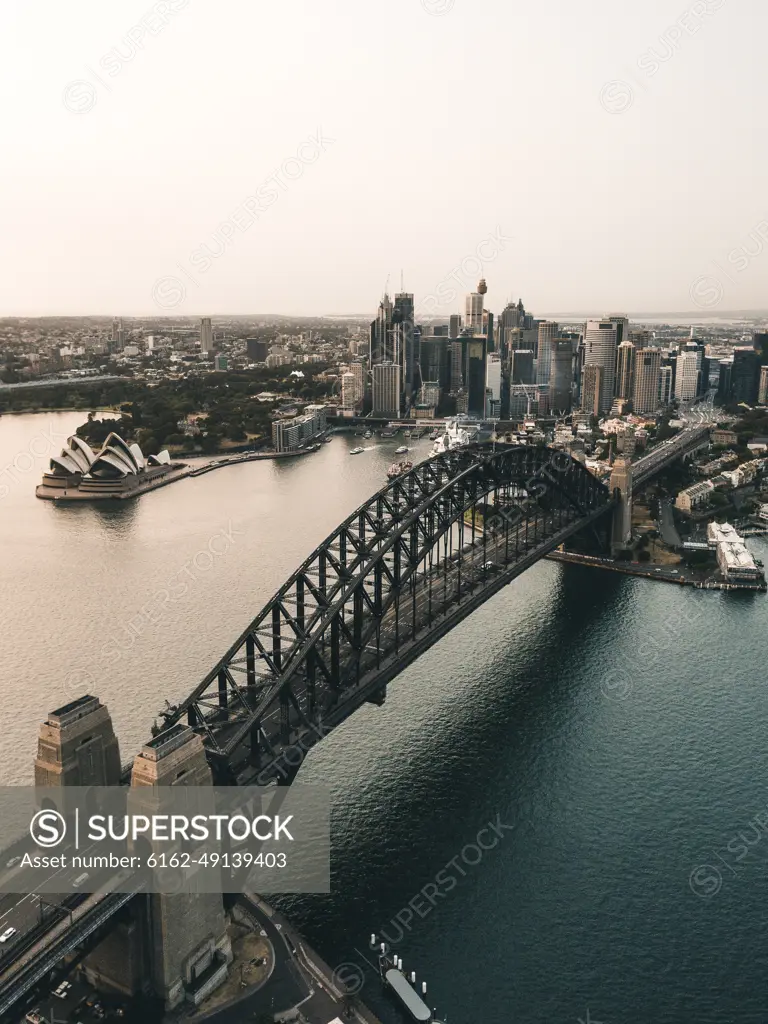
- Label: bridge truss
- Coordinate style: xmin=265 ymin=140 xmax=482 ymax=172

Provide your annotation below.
xmin=160 ymin=444 xmax=613 ymax=784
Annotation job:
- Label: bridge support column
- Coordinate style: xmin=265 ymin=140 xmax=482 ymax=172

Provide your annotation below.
xmin=34 ymin=694 xmax=121 ymax=787
xmin=131 ymin=726 xmax=233 ymax=1011
xmin=610 ymin=457 xmax=633 ymax=554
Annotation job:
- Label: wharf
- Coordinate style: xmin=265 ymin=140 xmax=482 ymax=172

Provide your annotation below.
xmin=546 ymin=550 xmax=767 ymax=592
xmin=187 ymin=443 xmax=321 ymax=477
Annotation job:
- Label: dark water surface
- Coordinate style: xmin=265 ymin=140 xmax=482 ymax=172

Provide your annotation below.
xmin=1 ymin=412 xmax=766 ymax=1024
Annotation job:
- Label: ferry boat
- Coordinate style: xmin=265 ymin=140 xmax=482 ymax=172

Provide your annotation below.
xmin=387 ymin=460 xmax=413 ymax=479
xmin=349 ymin=446 xmax=365 ymax=455
xmin=395 ymin=445 xmax=409 ymax=455
xmin=375 ymin=944 xmax=445 ymax=1023
xmin=431 ymin=418 xmax=472 ymax=456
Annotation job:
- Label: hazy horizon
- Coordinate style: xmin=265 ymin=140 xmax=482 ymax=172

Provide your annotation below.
xmin=2 ymin=0 xmax=765 ymax=319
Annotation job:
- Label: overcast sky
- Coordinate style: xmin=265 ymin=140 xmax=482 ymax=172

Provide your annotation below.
xmin=0 ymin=0 xmax=765 ymax=318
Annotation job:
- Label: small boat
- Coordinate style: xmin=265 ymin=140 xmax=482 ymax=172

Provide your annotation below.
xmin=364 ymin=430 xmax=372 ymax=439
xmin=395 ymin=446 xmax=409 ymax=455
xmin=387 ymin=460 xmax=413 ymax=479
xmin=350 ymin=447 xmax=365 ymax=455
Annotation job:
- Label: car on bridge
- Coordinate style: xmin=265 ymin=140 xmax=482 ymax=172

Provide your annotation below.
xmin=0 ymin=927 xmax=16 ymax=943
xmin=482 ymin=561 xmax=499 ymax=572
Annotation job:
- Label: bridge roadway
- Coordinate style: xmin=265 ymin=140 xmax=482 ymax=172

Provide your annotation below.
xmin=632 ymin=424 xmax=710 ymax=489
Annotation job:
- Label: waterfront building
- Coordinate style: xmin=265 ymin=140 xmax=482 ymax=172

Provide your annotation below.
xmin=372 ymin=361 xmax=402 ymax=418
xmin=38 ymin=432 xmax=173 ymax=500
xmin=707 ymin=522 xmax=763 ymax=583
xmin=632 ymin=348 xmax=662 ymax=414
xmin=583 ymin=320 xmax=618 ymax=414
xmin=271 ymin=406 xmax=326 ymax=452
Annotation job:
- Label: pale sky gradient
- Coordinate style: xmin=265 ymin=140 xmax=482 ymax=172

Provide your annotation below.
xmin=0 ymin=0 xmax=765 ymax=318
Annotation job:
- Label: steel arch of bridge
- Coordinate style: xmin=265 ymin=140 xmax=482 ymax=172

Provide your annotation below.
xmin=160 ymin=444 xmax=613 ymax=784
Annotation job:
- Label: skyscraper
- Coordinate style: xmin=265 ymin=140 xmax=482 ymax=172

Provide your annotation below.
xmin=717 ymin=360 xmax=733 ymax=404
xmin=583 ymin=320 xmax=618 ymax=414
xmin=464 ymin=290 xmax=484 ymax=333
xmin=536 ymin=321 xmax=559 ymax=386
xmin=581 ymin=365 xmax=603 ymax=417
xmin=607 ymin=315 xmax=630 ymax=346
xmin=393 ymin=292 xmax=417 ymax=402
xmin=616 ymin=341 xmax=635 ymax=401
xmin=549 ymin=339 xmax=574 ymax=412
xmin=659 ymin=365 xmax=673 ymax=407
xmin=675 ymin=349 xmax=699 ymax=402
xmin=370 ymin=293 xmax=393 ymax=365
xmin=485 ymin=353 xmax=502 ymax=418
xmin=510 ymin=349 xmax=535 ymax=385
xmin=632 ymin=348 xmax=662 ymax=414
xmin=458 ymin=335 xmax=487 ymax=417
xmin=200 ymin=317 xmax=213 ymax=356
xmin=372 ymin=362 xmax=401 ymax=418
xmin=760 ymin=365 xmax=768 ymax=405
xmin=731 ymin=347 xmax=760 ymax=404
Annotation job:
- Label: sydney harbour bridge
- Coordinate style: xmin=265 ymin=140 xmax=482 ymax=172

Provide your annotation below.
xmin=157 ymin=442 xmax=615 ymax=786
xmin=0 ymin=427 xmax=710 ymax=1018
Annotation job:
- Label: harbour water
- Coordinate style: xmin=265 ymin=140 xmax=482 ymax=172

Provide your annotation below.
xmin=2 ymin=412 xmax=768 ymax=1023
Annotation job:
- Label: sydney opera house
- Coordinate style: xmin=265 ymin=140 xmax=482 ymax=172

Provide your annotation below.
xmin=37 ymin=431 xmax=180 ymax=501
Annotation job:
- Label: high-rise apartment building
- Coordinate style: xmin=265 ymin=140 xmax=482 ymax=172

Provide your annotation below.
xmin=583 ymin=320 xmax=618 ymax=414
xmin=200 ymin=317 xmax=213 ymax=356
xmin=536 ymin=321 xmax=559 ymax=385
xmin=632 ymin=348 xmax=662 ymax=414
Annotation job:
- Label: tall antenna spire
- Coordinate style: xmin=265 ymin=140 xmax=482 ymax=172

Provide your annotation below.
xmin=400 ymin=269 xmax=404 ymax=293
